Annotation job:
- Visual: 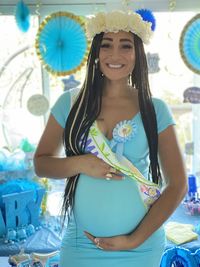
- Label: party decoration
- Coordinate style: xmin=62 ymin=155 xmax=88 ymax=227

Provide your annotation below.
xmin=146 ymin=52 xmax=160 ymax=73
xmin=179 ymin=14 xmax=200 ymax=74
xmin=8 ymin=251 xmax=31 ymax=267
xmin=27 ymin=94 xmax=49 ymax=116
xmin=169 ymin=0 xmax=177 ymax=11
xmin=0 ymin=149 xmax=34 ymax=182
xmin=62 ymin=75 xmax=81 ymax=91
xmin=188 ymin=174 xmax=197 ymax=197
xmin=183 ymin=174 xmax=200 ymax=215
xmin=0 ymin=211 xmax=6 ymax=237
xmin=0 ymin=148 xmax=27 ymax=172
xmin=183 ymin=87 xmax=200 ymax=104
xmin=35 ymin=11 xmax=88 ymax=76
xmin=31 ymin=251 xmax=60 ymax=267
xmin=15 ymin=0 xmax=30 ymax=32
xmin=8 ymin=250 xmax=60 ymax=267
xmin=1 ymin=188 xmax=45 ymax=234
xmin=194 ymin=249 xmax=200 ymax=265
xmin=185 ymin=142 xmax=194 ymax=155
xmin=135 ymin=9 xmax=156 ymax=31
xmin=112 ymin=120 xmax=137 ymax=143
xmin=165 ymin=222 xmax=198 ymax=244
xmin=160 ymin=246 xmax=199 ymax=267
xmin=184 ymin=199 xmax=200 ymax=216
xmin=0 ymin=179 xmax=45 ymax=241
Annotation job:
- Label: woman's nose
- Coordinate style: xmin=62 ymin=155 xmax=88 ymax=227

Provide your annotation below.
xmin=110 ymin=47 xmax=120 ymax=59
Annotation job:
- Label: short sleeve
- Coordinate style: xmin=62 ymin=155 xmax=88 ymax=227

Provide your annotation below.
xmin=152 ymin=98 xmax=176 ymax=134
xmin=51 ymin=88 xmax=80 ymax=128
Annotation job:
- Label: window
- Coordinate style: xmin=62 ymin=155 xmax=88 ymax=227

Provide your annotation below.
xmin=0 ymin=15 xmax=43 ymax=149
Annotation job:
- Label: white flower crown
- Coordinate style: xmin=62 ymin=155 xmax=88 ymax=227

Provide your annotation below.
xmin=86 ymin=10 xmax=154 ymax=44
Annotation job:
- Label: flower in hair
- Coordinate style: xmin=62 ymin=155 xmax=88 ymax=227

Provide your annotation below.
xmin=86 ymin=9 xmax=156 ymax=44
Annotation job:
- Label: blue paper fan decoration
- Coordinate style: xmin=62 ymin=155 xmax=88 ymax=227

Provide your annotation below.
xmin=35 ymin=12 xmax=89 ymax=76
xmin=179 ymin=14 xmax=200 ymax=74
xmin=15 ymin=0 xmax=30 ymax=32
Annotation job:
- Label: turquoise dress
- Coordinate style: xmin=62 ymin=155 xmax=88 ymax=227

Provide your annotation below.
xmin=51 ymin=89 xmax=176 ymax=267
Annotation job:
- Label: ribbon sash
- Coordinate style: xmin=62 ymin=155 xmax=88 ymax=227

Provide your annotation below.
xmin=88 ymin=121 xmax=161 ymax=209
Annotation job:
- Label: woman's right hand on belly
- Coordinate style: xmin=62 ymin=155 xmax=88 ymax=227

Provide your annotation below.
xmin=79 ymin=153 xmax=123 ymax=180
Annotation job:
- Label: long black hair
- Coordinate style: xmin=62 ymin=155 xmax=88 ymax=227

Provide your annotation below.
xmin=62 ymin=32 xmax=162 ymax=221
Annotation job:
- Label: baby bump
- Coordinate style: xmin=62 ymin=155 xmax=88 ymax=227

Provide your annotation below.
xmin=74 ymin=174 xmax=147 ymax=237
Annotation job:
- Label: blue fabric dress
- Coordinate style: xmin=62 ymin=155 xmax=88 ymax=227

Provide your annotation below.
xmin=51 ymin=89 xmax=176 ymax=267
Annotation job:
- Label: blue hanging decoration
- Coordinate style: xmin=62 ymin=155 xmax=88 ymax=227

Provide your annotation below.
xmin=15 ymin=0 xmax=30 ymax=32
xmin=179 ymin=14 xmax=200 ymax=74
xmin=35 ymin=11 xmax=89 ymax=76
xmin=135 ymin=9 xmax=156 ymax=31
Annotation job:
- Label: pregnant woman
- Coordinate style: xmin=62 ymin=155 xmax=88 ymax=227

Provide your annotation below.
xmin=34 ymin=9 xmax=187 ymax=267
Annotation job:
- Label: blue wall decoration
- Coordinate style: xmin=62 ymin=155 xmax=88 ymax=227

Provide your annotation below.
xmin=62 ymin=75 xmax=81 ymax=91
xmin=15 ymin=0 xmax=30 ymax=32
xmin=179 ymin=14 xmax=200 ymax=74
xmin=35 ymin=11 xmax=89 ymax=76
xmin=146 ymin=52 xmax=160 ymax=73
xmin=183 ymin=87 xmax=200 ymax=104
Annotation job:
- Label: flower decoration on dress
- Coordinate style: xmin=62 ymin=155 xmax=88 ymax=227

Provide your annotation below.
xmin=113 ymin=119 xmax=137 ymax=144
xmin=86 ymin=9 xmax=156 ymax=44
xmin=140 ymin=184 xmax=160 ymax=198
xmin=141 ymin=184 xmax=161 ymax=207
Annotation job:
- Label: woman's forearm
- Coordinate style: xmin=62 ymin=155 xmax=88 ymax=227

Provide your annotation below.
xmin=130 ymin=183 xmax=187 ymax=247
xmin=34 ymin=155 xmax=84 ymax=179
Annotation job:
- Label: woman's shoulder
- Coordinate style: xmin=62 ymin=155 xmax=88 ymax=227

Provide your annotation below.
xmin=51 ymin=87 xmax=80 ymax=128
xmin=151 ymin=97 xmax=176 ymax=133
xmin=56 ymin=88 xmax=80 ymax=107
xmin=151 ymin=96 xmax=168 ymax=106
xmin=151 ymin=97 xmax=171 ymax=113
xmin=56 ymin=87 xmax=80 ymax=106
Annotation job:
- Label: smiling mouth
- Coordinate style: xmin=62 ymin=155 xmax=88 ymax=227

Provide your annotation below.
xmin=107 ymin=64 xmax=124 ymax=69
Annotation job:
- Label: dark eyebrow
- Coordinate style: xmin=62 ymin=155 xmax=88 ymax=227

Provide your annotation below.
xmin=102 ymin=37 xmax=134 ymax=43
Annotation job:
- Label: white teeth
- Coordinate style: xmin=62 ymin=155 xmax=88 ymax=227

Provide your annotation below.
xmin=108 ymin=64 xmax=123 ymax=68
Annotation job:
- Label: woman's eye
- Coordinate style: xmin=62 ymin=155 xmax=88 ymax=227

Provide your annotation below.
xmin=100 ymin=43 xmax=111 ymax=48
xmin=122 ymin=44 xmax=133 ymax=49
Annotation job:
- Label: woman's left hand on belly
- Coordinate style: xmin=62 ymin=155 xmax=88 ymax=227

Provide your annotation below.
xmin=84 ymin=231 xmax=136 ymax=251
